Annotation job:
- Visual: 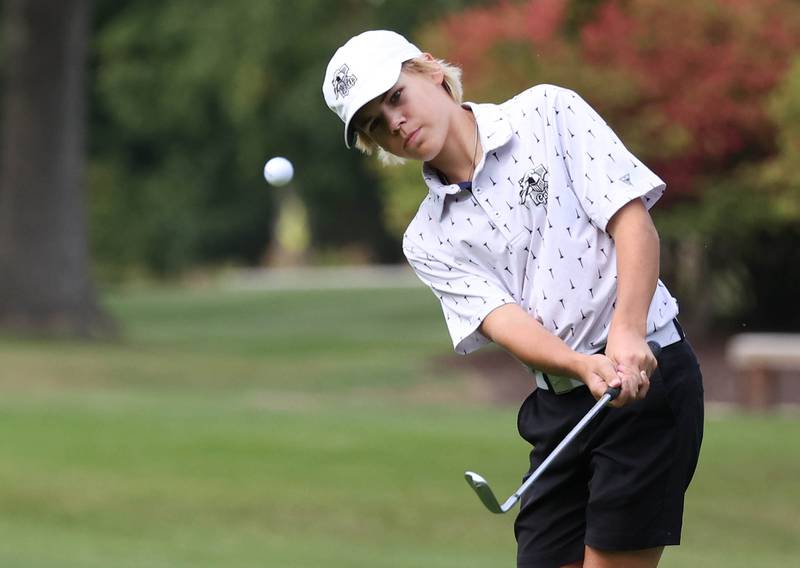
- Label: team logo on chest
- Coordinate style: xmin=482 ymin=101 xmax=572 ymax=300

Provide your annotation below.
xmin=518 ymin=164 xmax=549 ymax=206
xmin=332 ymin=64 xmax=357 ymax=99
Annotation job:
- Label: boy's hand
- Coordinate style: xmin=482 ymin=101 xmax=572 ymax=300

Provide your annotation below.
xmin=576 ymin=353 xmax=630 ymax=407
xmin=605 ymin=327 xmax=658 ymax=405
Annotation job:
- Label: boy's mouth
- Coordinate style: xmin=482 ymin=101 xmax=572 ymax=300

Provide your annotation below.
xmin=404 ymin=128 xmax=421 ymax=149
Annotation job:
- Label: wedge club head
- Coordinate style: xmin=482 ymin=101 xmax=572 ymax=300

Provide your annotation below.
xmin=464 ymin=471 xmax=515 ymax=514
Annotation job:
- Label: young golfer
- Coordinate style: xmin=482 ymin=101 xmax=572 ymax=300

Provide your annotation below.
xmin=323 ymin=30 xmax=704 ymax=568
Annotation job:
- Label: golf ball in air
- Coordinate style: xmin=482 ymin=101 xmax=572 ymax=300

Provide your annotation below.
xmin=263 ymin=157 xmax=294 ymax=186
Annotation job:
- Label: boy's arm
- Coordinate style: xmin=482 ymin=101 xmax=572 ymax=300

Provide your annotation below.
xmin=479 ymin=198 xmax=660 ymax=406
xmin=480 ymin=305 xmax=640 ymax=406
xmin=605 ymin=197 xmax=660 ymax=384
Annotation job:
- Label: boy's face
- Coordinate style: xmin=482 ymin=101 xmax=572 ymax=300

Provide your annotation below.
xmin=352 ymin=68 xmax=453 ymax=162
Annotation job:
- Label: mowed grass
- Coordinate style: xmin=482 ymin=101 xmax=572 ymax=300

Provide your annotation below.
xmin=0 ymin=284 xmax=797 ymax=567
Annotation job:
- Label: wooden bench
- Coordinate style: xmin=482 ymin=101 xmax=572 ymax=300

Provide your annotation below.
xmin=726 ymin=333 xmax=800 ymax=409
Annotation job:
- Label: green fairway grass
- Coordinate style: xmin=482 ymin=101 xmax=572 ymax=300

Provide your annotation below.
xmin=0 ymin=285 xmax=797 ymax=566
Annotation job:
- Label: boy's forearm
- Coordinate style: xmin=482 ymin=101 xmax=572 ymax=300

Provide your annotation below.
xmin=480 ymin=304 xmax=587 ymax=377
xmin=607 ymin=199 xmax=660 ymax=337
xmin=480 ymin=304 xmax=623 ymax=399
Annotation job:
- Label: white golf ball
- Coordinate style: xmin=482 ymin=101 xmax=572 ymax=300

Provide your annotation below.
xmin=263 ymin=157 xmax=294 ymax=186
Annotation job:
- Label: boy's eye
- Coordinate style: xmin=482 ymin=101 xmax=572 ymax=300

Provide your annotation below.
xmin=360 ymin=89 xmax=401 ymax=134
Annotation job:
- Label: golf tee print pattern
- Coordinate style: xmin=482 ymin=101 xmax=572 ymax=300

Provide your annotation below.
xmin=403 ymin=84 xmax=680 ymax=355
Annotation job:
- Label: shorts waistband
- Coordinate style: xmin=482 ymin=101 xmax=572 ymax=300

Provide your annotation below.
xmin=534 ymin=319 xmax=686 ymax=394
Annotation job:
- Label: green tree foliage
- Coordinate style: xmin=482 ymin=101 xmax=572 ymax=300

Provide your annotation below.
xmin=717 ymin=57 xmax=800 ymax=330
xmin=759 ymin=56 xmax=800 ymax=221
xmin=87 ymin=0 xmax=485 ymax=277
xmin=91 ymin=0 xmax=280 ymax=276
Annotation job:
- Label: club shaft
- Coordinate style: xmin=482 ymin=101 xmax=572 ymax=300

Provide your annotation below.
xmin=468 ymin=342 xmax=661 ymax=514
xmin=501 ymin=392 xmax=612 ymax=511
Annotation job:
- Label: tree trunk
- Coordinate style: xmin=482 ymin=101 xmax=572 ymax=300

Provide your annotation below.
xmin=0 ymin=0 xmax=114 ymax=337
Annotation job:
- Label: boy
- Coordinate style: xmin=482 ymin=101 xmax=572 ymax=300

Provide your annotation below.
xmin=323 ymin=30 xmax=703 ymax=568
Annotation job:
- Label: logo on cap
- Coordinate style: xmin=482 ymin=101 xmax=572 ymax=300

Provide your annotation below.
xmin=332 ymin=64 xmax=357 ymax=99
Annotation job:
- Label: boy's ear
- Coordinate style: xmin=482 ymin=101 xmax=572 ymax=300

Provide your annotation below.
xmin=420 ymin=52 xmax=445 ymax=84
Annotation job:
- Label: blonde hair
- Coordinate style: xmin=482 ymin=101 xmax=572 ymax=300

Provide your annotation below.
xmin=353 ymin=56 xmax=464 ymax=166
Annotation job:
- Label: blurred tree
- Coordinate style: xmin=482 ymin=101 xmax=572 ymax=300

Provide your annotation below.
xmin=758 ymin=56 xmax=800 ymax=223
xmin=88 ymin=0 xmax=487 ymax=277
xmin=579 ymin=0 xmax=800 ymax=200
xmin=0 ymin=0 xmax=113 ymax=337
xmin=724 ymin=56 xmax=800 ymax=330
xmin=90 ymin=0 xmax=289 ymax=277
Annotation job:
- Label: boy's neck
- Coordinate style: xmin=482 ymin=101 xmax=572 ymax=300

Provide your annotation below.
xmin=428 ymin=107 xmax=482 ymax=185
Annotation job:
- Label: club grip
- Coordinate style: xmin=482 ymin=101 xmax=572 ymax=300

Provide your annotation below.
xmin=604 ymin=341 xmax=661 ymax=401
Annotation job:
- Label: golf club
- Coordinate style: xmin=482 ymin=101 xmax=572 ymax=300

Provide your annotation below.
xmin=465 ymin=341 xmax=662 ymax=514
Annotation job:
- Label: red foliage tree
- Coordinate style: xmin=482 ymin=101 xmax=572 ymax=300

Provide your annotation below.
xmin=423 ymin=0 xmax=571 ymax=97
xmin=426 ymin=0 xmax=800 ymax=199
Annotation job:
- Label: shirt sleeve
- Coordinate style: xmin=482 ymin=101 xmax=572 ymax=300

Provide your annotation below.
xmin=403 ymin=240 xmax=515 ymax=355
xmin=548 ymin=86 xmax=666 ymax=231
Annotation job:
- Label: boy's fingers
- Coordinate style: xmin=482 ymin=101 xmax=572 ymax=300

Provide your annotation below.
xmin=621 ymin=375 xmax=637 ymax=405
xmin=638 ymin=370 xmax=651 ymax=399
xmin=609 ymin=366 xmax=652 ymax=407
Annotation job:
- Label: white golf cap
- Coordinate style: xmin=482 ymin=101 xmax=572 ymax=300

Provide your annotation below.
xmin=323 ymin=30 xmax=422 ymax=148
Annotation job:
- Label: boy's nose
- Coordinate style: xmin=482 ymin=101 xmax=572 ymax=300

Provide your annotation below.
xmin=387 ymin=111 xmax=405 ymax=133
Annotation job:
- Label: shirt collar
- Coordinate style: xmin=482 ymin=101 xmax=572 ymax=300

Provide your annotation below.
xmin=421 ymin=102 xmax=514 ymax=219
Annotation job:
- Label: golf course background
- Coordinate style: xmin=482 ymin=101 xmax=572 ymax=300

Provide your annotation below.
xmin=1 ymin=283 xmax=797 ymax=567
xmin=3 ymin=2 xmax=800 ymax=565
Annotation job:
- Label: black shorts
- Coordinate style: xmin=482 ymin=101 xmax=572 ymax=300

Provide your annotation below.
xmin=514 ymin=340 xmax=704 ymax=567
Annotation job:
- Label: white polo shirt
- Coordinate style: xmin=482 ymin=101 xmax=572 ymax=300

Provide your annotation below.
xmin=402 ymin=84 xmax=681 ymax=370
